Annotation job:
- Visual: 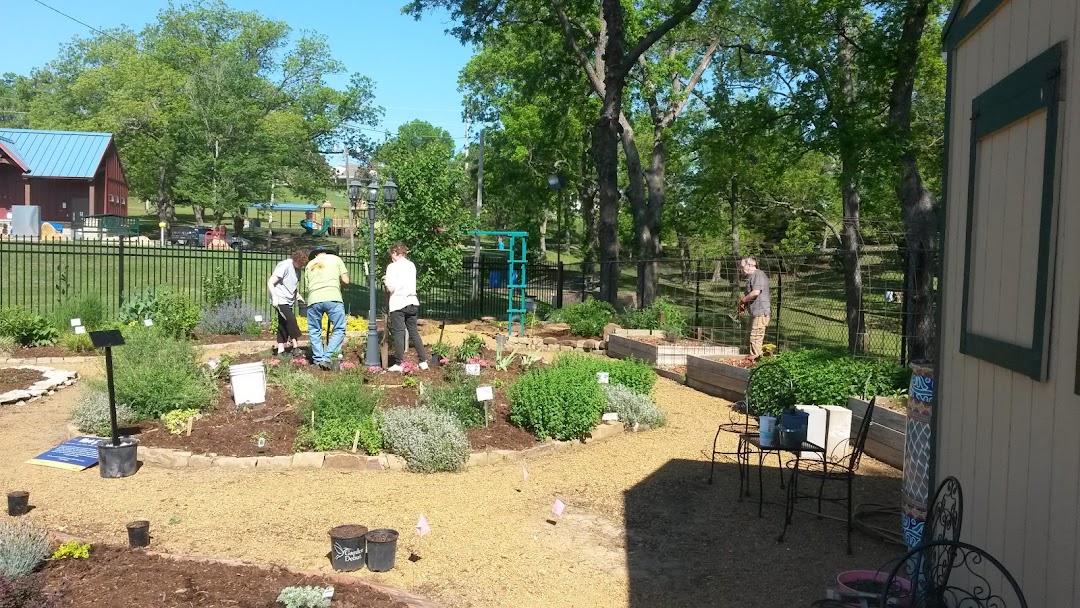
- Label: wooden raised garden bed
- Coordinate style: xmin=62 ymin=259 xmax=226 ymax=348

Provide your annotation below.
xmin=607 ymin=331 xmax=739 ymax=367
xmin=847 ymin=397 xmax=905 ymax=469
xmin=684 ymin=354 xmax=750 ymax=402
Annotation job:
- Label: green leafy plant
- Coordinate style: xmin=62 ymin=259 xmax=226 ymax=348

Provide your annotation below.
xmin=509 ymin=363 xmax=607 ymax=441
xmin=546 ymin=299 xmax=614 ymax=337
xmin=60 ymin=332 xmax=95 ymax=353
xmin=745 ymin=360 xmax=798 ymax=418
xmin=50 ymin=541 xmax=91 ymax=560
xmin=71 ymin=387 xmax=137 ymax=436
xmin=358 ymin=414 xmax=383 ymax=455
xmin=420 ymin=378 xmax=485 ymax=429
xmin=456 ymin=333 xmax=486 ymax=360
xmin=619 ymin=296 xmax=688 ymax=336
xmin=495 ymin=349 xmax=517 ymax=371
xmin=601 ymin=384 xmax=667 ymax=429
xmin=429 ymin=341 xmax=453 ymax=361
xmin=524 ymin=311 xmax=540 ymax=328
xmin=276 ymin=585 xmax=330 ymax=608
xmin=49 ymin=293 xmax=107 ymax=332
xmin=118 ymin=290 xmax=201 ymax=338
xmin=0 ymin=335 xmax=15 ymax=356
xmin=301 ymin=376 xmax=382 ymax=451
xmin=748 ymin=349 xmax=911 ymax=414
xmin=268 ymin=362 xmax=319 ymax=400
xmin=549 ymin=353 xmax=656 ymax=396
xmin=202 ymin=270 xmax=243 ymax=307
xmin=0 ymin=308 xmax=60 ymax=348
xmin=520 ymin=351 xmax=543 ymax=368
xmin=162 ymin=408 xmax=201 ymax=435
xmin=106 ymin=327 xmax=217 ymax=419
xmin=379 ymin=407 xmax=471 ymax=472
xmin=401 ymin=376 xmax=419 ymax=388
xmin=0 ymin=519 xmax=50 ymax=579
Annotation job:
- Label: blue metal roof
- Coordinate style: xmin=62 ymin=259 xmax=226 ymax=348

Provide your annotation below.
xmin=0 ymin=128 xmax=112 ymax=178
xmin=248 ymin=202 xmax=321 ymax=211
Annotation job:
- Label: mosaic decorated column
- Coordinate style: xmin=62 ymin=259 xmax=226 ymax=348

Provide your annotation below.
xmin=902 ymin=363 xmax=935 ymax=549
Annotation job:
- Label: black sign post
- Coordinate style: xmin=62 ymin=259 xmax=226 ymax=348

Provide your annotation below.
xmin=89 ymin=330 xmax=125 ymax=447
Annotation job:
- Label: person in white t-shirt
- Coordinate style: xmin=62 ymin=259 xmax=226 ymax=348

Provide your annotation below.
xmin=384 ymin=242 xmax=428 ymax=371
xmin=267 ymin=250 xmax=307 ymax=355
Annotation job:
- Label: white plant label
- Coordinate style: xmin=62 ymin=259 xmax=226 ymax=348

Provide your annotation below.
xmin=74 ymin=325 xmax=86 ymax=335
xmin=253 ymin=315 xmax=263 ymax=323
xmin=143 ymin=319 xmax=154 ymax=327
xmin=597 ymin=372 xmax=610 ymax=384
xmin=69 ymin=318 xmax=82 ymax=327
xmin=602 ymin=412 xmax=619 ymax=422
xmin=257 ymin=437 xmax=267 ymax=449
xmin=476 ymin=385 xmax=494 ymax=401
xmin=465 ymin=363 xmax=481 ymax=376
xmin=322 ymin=587 xmax=335 ymax=600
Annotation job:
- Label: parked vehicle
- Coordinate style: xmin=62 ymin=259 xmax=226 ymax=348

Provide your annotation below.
xmin=168 ymin=226 xmax=211 ymax=246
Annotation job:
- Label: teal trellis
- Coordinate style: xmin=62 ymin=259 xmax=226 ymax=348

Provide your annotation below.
xmin=469 ymin=231 xmax=529 ymax=337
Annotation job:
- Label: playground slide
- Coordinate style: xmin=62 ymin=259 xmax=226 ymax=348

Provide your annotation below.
xmin=300 ymin=218 xmax=333 ymax=236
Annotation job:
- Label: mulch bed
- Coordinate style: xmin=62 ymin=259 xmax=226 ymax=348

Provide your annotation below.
xmin=195 ymin=332 xmax=277 ymax=345
xmin=135 ymin=347 xmax=541 ymax=457
xmin=0 ymin=368 xmax=46 ymax=394
xmin=12 ymin=346 xmax=95 ymax=359
xmin=627 ymin=336 xmax=719 ymax=347
xmin=29 ymin=545 xmax=408 ymax=607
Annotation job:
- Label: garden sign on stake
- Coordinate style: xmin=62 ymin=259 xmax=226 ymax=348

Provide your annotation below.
xmin=476 ymin=386 xmax=494 ymax=427
xmin=89 ymin=329 xmax=139 ymax=478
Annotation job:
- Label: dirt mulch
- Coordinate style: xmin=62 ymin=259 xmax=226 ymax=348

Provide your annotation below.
xmin=135 ymin=384 xmax=300 ymax=457
xmin=30 ymin=545 xmax=407 ymax=607
xmin=12 ymin=345 xmax=96 ymax=359
xmin=0 ymin=368 xmax=46 ymax=394
xmin=196 ymin=332 xmax=277 ymax=345
xmin=627 ymin=336 xmax=722 ymax=347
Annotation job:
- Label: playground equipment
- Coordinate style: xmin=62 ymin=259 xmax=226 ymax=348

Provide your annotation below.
xmin=469 ymin=230 xmax=529 ymax=337
xmin=301 ymin=217 xmax=333 ymax=236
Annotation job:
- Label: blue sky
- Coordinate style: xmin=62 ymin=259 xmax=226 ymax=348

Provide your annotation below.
xmin=4 ymin=0 xmax=475 ymax=158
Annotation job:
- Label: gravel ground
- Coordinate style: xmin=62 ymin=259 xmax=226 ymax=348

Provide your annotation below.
xmin=0 ymin=352 xmax=904 ymax=608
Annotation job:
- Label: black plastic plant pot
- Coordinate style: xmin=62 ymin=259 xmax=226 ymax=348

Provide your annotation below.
xmin=430 ymin=357 xmax=442 ymax=368
xmin=7 ymin=491 xmax=29 ymax=516
xmin=98 ymin=437 xmax=139 ymax=478
xmin=364 ymin=528 xmax=399 ymax=572
xmin=329 ymin=525 xmax=368 ymax=572
xmin=127 ymin=520 xmax=150 ymax=548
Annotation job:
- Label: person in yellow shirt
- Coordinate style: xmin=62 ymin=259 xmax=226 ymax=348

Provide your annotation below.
xmin=299 ymin=246 xmax=349 ymax=369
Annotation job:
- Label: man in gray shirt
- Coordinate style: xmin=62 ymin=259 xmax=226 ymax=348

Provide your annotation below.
xmin=738 ymin=257 xmax=771 ymax=360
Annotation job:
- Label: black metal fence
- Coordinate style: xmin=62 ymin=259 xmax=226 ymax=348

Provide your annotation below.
xmin=0 ymin=237 xmax=562 ymax=322
xmin=0 ymin=237 xmax=925 ymax=362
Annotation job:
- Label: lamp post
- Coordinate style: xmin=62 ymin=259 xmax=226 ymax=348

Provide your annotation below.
xmin=547 ymin=173 xmax=564 ymax=266
xmin=349 ymin=175 xmax=399 ymax=367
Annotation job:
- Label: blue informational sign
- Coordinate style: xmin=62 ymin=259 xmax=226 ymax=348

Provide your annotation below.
xmin=26 ymin=436 xmax=102 ymax=471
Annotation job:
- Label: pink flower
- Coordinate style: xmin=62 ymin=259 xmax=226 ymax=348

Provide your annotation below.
xmin=468 ymin=357 xmax=490 ymax=368
xmin=439 ymin=357 xmax=449 ymax=364
xmin=340 ymin=361 xmax=357 ymax=370
xmin=367 ymin=365 xmax=383 ymax=373
xmin=291 ymin=357 xmax=309 ymax=366
xmin=266 ymin=358 xmax=281 ymax=367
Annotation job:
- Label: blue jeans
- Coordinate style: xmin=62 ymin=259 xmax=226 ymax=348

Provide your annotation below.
xmin=306 ymin=301 xmax=346 ymax=364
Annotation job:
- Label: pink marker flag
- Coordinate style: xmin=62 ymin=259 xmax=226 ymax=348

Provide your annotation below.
xmin=416 ymin=514 xmax=431 ymax=537
xmin=552 ymin=497 xmax=566 ymax=517
xmin=523 ymin=464 xmax=529 ymax=483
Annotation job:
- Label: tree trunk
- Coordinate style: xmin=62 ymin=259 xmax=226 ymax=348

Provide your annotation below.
xmin=729 ymin=176 xmax=740 ymax=258
xmin=193 ymin=205 xmax=205 ymax=226
xmin=580 ymin=185 xmax=598 ymax=274
xmin=888 ymin=0 xmax=937 ymax=363
xmin=156 ymin=166 xmax=174 ymax=226
xmin=837 ymin=27 xmax=866 ymax=354
xmin=539 ymin=210 xmax=549 ymax=257
xmin=232 ymin=212 xmax=244 ymax=236
xmin=594 ymin=0 xmax=627 ymax=305
xmin=630 ymin=122 xmax=661 ymax=308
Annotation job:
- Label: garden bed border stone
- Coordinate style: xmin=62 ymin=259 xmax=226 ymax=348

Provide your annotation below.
xmin=66 ymin=420 xmax=641 ymax=472
xmin=0 ymin=365 xmax=79 ymax=406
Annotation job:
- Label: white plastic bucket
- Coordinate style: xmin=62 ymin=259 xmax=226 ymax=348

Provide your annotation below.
xmin=229 ymin=362 xmax=266 ymax=406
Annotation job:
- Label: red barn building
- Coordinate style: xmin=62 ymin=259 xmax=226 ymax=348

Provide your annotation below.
xmin=0 ymin=128 xmax=129 ymax=223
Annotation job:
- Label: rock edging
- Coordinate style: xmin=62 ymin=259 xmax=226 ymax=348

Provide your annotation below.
xmin=0 ymin=366 xmax=79 ymax=406
xmin=66 ymin=420 xmax=637 ymax=472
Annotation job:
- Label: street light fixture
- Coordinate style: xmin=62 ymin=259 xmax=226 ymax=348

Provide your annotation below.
xmin=547 ymin=172 xmax=564 ymax=266
xmin=355 ymin=173 xmax=399 ymax=367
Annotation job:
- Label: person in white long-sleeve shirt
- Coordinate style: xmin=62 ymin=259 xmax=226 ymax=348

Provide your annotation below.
xmin=384 ymin=242 xmax=428 ymax=371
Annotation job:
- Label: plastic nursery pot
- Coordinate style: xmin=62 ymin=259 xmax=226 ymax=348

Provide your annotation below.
xmin=127 ymin=520 xmax=150 ymax=548
xmin=329 ymin=524 xmax=368 ymax=572
xmin=98 ymin=437 xmax=139 ymax=479
xmin=836 ymin=570 xmax=912 ymax=600
xmin=7 ymin=491 xmax=29 ymax=516
xmin=364 ymin=528 xmax=399 ymax=572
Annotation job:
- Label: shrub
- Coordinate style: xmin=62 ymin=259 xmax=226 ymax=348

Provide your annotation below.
xmin=118 ymin=290 xmax=201 ymax=338
xmin=0 ymin=336 xmax=16 ymax=357
xmin=745 ymin=360 xmax=798 ymax=418
xmin=296 ymin=314 xmax=367 ymax=334
xmin=50 ymin=541 xmax=90 ymax=560
xmin=301 ymin=377 xmax=382 ymax=452
xmin=71 ymin=388 xmax=137 ymax=436
xmin=196 ymin=298 xmax=261 ymax=335
xmin=619 ymin=296 xmax=688 ymax=335
xmin=269 ymin=364 xmax=319 ymax=400
xmin=550 ymin=353 xmax=656 ymax=396
xmin=60 ymin=333 xmax=94 ymax=353
xmin=456 ymin=333 xmax=486 ymax=360
xmin=509 ymin=364 xmax=607 ymax=441
xmin=201 ymin=270 xmax=242 ymax=307
xmin=429 ymin=341 xmax=453 ymax=361
xmin=49 ymin=293 xmax=107 ymax=332
xmin=0 ymin=308 xmax=59 ymax=348
xmin=162 ymin=408 xmax=201 ymax=435
xmin=380 ymin=407 xmax=470 ymax=473
xmin=602 ymin=384 xmax=667 ymax=428
xmin=546 ymin=299 xmax=614 ymax=337
xmin=421 ymin=379 xmax=484 ymax=429
xmin=276 ymin=586 xmax=330 ymax=608
xmin=0 ymin=519 xmax=50 ymax=579
xmin=108 ymin=328 xmax=216 ymax=419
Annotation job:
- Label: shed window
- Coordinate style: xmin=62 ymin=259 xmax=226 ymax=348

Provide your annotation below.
xmin=960 ymin=43 xmax=1063 ymax=381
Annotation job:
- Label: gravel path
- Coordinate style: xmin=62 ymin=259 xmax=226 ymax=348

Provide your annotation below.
xmin=0 ymin=357 xmax=903 ymax=608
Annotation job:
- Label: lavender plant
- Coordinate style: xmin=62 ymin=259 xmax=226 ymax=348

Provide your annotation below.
xmin=0 ymin=519 xmax=50 ymax=579
xmin=196 ymin=298 xmax=261 ymax=335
